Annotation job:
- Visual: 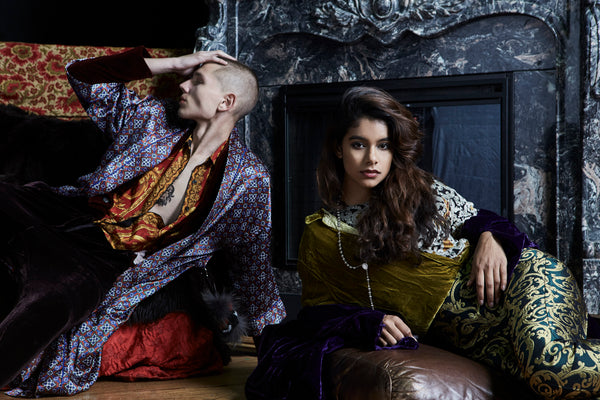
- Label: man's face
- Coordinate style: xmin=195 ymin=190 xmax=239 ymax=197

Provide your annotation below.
xmin=178 ymin=63 xmax=225 ymax=122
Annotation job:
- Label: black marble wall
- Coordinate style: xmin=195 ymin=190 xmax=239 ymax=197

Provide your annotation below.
xmin=196 ymin=0 xmax=599 ymax=314
xmin=583 ymin=2 xmax=600 ymax=314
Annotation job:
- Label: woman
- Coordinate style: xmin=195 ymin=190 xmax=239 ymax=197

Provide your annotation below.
xmin=294 ymin=86 xmax=600 ymax=399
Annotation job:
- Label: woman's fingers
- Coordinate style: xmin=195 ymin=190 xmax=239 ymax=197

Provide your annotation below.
xmin=379 ymin=314 xmax=413 ymax=346
xmin=469 ymin=231 xmax=508 ymax=307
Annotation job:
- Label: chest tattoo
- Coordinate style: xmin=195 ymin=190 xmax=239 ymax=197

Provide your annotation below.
xmin=156 ymin=184 xmax=175 ymax=206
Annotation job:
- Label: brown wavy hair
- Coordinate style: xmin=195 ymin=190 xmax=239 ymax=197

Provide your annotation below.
xmin=316 ymin=86 xmax=447 ymax=264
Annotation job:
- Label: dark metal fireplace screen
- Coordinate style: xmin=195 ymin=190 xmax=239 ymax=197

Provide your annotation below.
xmin=277 ymin=73 xmax=512 ymax=267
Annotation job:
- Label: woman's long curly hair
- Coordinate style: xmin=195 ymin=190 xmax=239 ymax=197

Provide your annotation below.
xmin=316 ymin=86 xmax=447 ymax=264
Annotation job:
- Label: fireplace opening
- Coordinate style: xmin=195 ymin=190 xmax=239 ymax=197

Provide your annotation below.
xmin=276 ymin=73 xmax=513 ymax=268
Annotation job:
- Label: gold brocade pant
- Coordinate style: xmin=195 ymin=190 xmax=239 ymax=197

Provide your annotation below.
xmin=429 ymin=248 xmax=600 ymax=399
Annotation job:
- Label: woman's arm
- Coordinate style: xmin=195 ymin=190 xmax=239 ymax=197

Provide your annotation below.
xmin=462 ymin=209 xmax=537 ymax=307
xmin=468 ymin=231 xmax=507 ymax=307
xmin=434 ymin=181 xmax=535 ymax=308
xmin=432 ymin=179 xmax=478 ymax=235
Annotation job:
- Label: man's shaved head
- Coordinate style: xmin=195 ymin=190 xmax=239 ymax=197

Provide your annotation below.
xmin=213 ymin=59 xmax=259 ymax=120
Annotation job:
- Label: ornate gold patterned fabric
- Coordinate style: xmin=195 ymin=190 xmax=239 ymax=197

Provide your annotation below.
xmin=430 ymin=248 xmax=600 ymax=399
xmin=90 ymin=137 xmax=228 ymax=252
xmin=0 ymin=41 xmax=186 ymax=118
xmin=298 ymin=210 xmax=469 ymax=337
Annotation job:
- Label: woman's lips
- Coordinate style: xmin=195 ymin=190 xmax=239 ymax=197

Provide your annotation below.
xmin=361 ymin=170 xmax=380 ymax=178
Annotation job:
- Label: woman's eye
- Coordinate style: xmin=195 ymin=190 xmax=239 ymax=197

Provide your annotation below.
xmin=379 ymin=142 xmax=390 ymax=150
xmin=350 ymin=142 xmax=365 ymax=149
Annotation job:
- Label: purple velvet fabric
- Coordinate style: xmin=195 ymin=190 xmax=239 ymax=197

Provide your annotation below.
xmin=245 ymin=210 xmax=537 ymax=399
xmin=588 ymin=316 xmax=600 ymax=339
xmin=0 ymin=181 xmax=132 ymax=388
xmin=245 ymin=304 xmax=418 ymax=400
xmin=461 ymin=209 xmax=538 ymax=278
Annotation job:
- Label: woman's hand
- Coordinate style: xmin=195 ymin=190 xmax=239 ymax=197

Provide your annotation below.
xmin=468 ymin=231 xmax=507 ymax=307
xmin=378 ymin=314 xmax=413 ymax=347
xmin=145 ymin=50 xmax=236 ymax=76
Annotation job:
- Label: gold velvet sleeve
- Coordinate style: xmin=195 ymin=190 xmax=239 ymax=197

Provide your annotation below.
xmin=297 ymin=210 xmax=470 ymax=337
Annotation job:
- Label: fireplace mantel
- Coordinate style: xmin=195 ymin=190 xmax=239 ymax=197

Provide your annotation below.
xmin=195 ymin=0 xmax=600 ymax=315
xmin=196 ymin=0 xmax=570 ymax=52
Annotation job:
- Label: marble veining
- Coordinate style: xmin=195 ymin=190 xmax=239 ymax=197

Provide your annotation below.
xmin=197 ymin=0 xmax=600 ymax=313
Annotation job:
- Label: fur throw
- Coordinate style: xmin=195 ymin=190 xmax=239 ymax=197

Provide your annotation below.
xmin=127 ymin=252 xmax=248 ymax=365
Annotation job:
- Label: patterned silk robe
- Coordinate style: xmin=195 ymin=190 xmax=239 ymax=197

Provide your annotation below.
xmin=7 ymin=56 xmax=286 ymax=397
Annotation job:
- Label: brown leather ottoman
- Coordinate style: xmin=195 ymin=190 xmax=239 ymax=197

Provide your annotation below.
xmin=325 ymin=344 xmax=538 ymax=400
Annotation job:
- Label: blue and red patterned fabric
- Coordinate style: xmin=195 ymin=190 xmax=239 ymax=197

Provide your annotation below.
xmin=6 ymin=49 xmax=285 ymax=397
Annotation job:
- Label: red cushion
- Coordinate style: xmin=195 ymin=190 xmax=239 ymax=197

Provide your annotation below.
xmin=100 ymin=311 xmax=223 ymax=381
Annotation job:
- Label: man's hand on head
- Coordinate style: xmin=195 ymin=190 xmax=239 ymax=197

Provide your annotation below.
xmin=145 ymin=50 xmax=236 ymax=76
xmin=172 ymin=51 xmax=236 ymax=76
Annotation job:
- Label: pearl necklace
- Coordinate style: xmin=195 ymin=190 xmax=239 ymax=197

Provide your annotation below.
xmin=335 ymin=209 xmax=374 ymax=310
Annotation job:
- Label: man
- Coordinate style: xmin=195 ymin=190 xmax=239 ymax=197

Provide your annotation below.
xmin=0 ymin=47 xmax=285 ymax=396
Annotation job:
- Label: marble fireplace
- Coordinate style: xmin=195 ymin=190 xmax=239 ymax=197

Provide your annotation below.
xmin=195 ymin=0 xmax=600 ymax=315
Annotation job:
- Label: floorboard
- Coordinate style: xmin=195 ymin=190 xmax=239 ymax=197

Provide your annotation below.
xmin=2 ymin=343 xmax=258 ymax=399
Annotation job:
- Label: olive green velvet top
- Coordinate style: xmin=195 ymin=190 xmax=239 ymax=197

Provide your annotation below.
xmin=298 ymin=209 xmax=470 ymax=337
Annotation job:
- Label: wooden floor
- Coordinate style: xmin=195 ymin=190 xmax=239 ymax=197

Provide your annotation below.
xmin=2 ymin=344 xmax=258 ymax=400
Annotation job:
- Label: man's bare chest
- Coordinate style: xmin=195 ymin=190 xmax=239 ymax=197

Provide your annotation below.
xmin=149 ymin=154 xmax=208 ymax=226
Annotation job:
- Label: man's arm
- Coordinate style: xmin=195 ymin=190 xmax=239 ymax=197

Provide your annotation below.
xmin=67 ymin=47 xmax=153 ymax=84
xmin=144 ymin=50 xmax=235 ymax=76
xmin=67 ymin=47 xmax=235 ymax=84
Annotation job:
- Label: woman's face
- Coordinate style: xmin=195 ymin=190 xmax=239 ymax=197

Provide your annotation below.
xmin=337 ymin=117 xmax=393 ymax=205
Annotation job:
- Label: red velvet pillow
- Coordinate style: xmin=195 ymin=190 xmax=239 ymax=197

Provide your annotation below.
xmin=100 ymin=311 xmax=223 ymax=381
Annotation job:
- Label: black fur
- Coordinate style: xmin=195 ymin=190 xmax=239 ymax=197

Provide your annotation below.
xmin=127 ymin=252 xmax=246 ymax=365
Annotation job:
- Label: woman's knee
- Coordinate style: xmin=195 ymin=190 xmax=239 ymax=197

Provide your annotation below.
xmin=508 ymin=249 xmax=583 ymax=311
xmin=514 ymin=248 xmax=573 ymax=279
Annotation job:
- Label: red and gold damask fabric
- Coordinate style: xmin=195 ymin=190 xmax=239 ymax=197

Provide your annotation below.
xmin=0 ymin=41 xmax=185 ymax=118
xmin=90 ymin=136 xmax=228 ymax=252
